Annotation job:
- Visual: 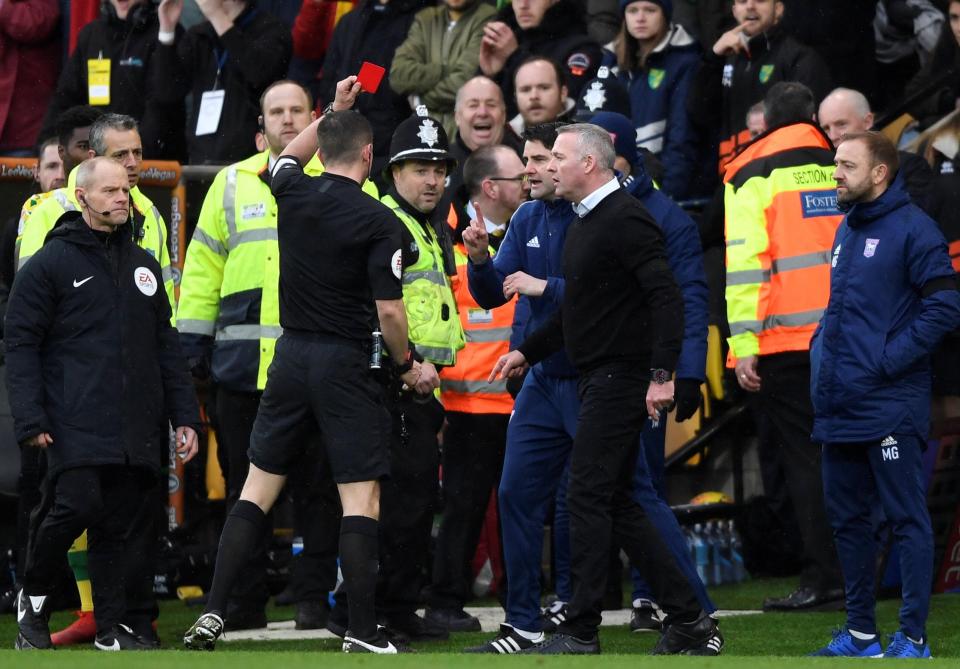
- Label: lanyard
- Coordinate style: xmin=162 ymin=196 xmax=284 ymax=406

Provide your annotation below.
xmin=209 ymin=8 xmax=258 ymax=90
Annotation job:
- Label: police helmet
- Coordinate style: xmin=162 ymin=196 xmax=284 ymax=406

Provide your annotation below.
xmin=387 ymin=106 xmax=457 ymax=172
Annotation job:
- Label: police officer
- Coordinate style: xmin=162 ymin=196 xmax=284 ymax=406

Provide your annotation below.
xmin=184 ymin=82 xmax=429 ymax=654
xmin=17 ymin=113 xmax=175 ymax=307
xmin=176 ymin=79 xmax=377 ymax=631
xmin=329 ymin=107 xmax=466 ymax=642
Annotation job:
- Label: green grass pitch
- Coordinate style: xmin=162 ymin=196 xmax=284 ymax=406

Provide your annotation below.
xmin=0 ymin=577 xmax=957 ymax=666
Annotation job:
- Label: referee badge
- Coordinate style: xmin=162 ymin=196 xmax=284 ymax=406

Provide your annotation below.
xmin=134 ymin=266 xmax=158 ymax=296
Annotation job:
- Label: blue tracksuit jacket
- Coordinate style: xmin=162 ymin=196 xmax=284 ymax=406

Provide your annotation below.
xmin=622 ymin=164 xmax=708 ymax=381
xmin=468 ymin=198 xmax=578 ymax=378
xmin=811 ymin=175 xmax=960 ymax=443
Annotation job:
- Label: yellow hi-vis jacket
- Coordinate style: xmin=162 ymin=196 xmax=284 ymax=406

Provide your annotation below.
xmin=381 ymin=193 xmax=465 ymax=366
xmin=177 ymin=151 xmax=379 ymax=392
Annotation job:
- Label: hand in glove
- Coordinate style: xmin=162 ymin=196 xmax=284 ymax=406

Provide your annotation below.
xmin=674 ymin=378 xmax=702 ymax=423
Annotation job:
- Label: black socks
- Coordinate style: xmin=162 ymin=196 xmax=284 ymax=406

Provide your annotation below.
xmin=205 ymin=500 xmax=266 ymax=617
xmin=339 ymin=515 xmax=379 ymax=640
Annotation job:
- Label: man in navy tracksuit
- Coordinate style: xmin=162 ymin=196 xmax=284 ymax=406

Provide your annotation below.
xmin=463 ymin=121 xmax=715 ymax=654
xmin=810 ymin=132 xmax=960 ymax=659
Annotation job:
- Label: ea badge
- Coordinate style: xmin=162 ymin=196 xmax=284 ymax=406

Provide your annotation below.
xmin=134 ymin=266 xmax=158 ymax=296
xmin=391 ymin=249 xmax=403 ymax=279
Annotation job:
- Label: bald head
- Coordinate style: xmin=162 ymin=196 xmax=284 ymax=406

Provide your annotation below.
xmin=75 ymin=157 xmax=130 ymax=231
xmin=818 ymin=88 xmax=874 ymax=145
xmin=455 ymin=76 xmax=507 ymax=151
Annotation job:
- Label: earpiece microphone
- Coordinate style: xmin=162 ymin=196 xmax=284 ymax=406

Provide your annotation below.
xmin=80 ymin=196 xmax=111 ymax=218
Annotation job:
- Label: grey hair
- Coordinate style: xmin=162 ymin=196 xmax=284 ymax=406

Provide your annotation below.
xmin=75 ymin=156 xmax=125 ymax=190
xmin=558 ymin=123 xmax=616 ymax=171
xmin=88 ymin=113 xmax=138 ymax=156
xmin=822 ymin=87 xmax=872 ymax=118
xmin=455 ymin=76 xmax=505 ymax=113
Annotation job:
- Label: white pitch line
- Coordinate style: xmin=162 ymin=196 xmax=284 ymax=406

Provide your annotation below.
xmin=220 ymin=608 xmax=763 ymax=642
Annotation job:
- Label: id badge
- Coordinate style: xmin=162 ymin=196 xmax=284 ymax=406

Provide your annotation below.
xmin=195 ymin=90 xmax=226 ymax=136
xmin=87 ymin=59 xmax=111 ymax=105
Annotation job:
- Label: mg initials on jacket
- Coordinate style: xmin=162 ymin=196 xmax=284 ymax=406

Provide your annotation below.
xmin=881 ymin=435 xmax=899 ymax=461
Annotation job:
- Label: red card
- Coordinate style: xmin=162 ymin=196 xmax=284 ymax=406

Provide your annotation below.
xmin=357 ymin=61 xmax=386 ymax=94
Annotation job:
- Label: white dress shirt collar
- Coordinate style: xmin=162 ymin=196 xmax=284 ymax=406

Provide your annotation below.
xmin=466 ymin=200 xmax=507 ymax=236
xmin=572 ymin=176 xmax=620 ymax=218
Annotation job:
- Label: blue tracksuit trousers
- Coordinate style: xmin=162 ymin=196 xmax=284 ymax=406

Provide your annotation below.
xmin=821 ymin=432 xmax=933 ymax=641
xmin=498 ymin=367 xmax=578 ymax=632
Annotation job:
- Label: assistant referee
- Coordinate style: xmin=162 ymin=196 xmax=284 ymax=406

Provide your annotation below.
xmin=183 ymin=79 xmax=425 ymax=655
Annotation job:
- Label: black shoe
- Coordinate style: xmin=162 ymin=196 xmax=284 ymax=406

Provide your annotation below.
xmin=651 ymin=613 xmax=723 ymax=656
xmin=540 ymin=600 xmax=567 ymax=633
xmin=464 ymin=623 xmax=542 ymax=654
xmin=327 ymin=604 xmax=348 ymax=638
xmin=15 ymin=590 xmax=52 ymax=650
xmin=523 ymin=632 xmax=600 ymax=655
xmin=343 ymin=627 xmax=413 ymax=654
xmin=295 ymin=601 xmax=330 ymax=630
xmin=125 ymin=616 xmax=160 ymax=648
xmin=183 ymin=612 xmax=224 ymax=651
xmin=424 ymin=607 xmax=481 ymax=632
xmin=95 ymin=624 xmax=157 ymax=651
xmin=223 ymin=609 xmax=267 ymax=631
xmin=383 ymin=611 xmax=449 ymax=641
xmin=630 ymin=600 xmax=665 ymax=633
xmin=763 ymin=586 xmax=845 ymax=612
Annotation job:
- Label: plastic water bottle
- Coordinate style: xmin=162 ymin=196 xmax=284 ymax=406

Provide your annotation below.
xmin=728 ymin=519 xmax=747 ymax=582
xmin=715 ymin=522 xmax=734 ymax=585
xmin=693 ymin=523 xmax=711 ymax=586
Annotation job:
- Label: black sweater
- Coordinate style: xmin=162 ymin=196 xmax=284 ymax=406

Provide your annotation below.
xmin=518 ymin=186 xmax=684 ymax=373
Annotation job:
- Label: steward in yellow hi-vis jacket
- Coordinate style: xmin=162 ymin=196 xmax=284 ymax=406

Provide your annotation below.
xmin=723 ymin=82 xmax=845 ymax=613
xmin=17 ymin=115 xmax=174 ymax=309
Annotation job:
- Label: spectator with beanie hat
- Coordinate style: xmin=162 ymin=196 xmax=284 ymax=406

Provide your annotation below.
xmin=605 ymin=0 xmax=700 ymax=199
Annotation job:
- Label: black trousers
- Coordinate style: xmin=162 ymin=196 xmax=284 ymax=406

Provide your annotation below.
xmin=377 ymin=394 xmax=444 ymax=616
xmin=24 ymin=466 xmax=153 ymax=634
xmin=16 ymin=445 xmax=45 ymax=582
xmin=754 ymin=352 xmax=842 ymax=591
xmin=425 ymin=411 xmax=508 ymax=610
xmin=287 ymin=439 xmax=342 ymax=602
xmin=214 ymin=386 xmax=271 ymax=615
xmin=560 ymin=366 xmax=701 ymax=638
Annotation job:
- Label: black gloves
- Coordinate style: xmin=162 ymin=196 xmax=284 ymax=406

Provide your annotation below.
xmin=674 ymin=377 xmax=702 ymax=423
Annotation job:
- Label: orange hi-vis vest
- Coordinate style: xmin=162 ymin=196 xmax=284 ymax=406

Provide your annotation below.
xmin=440 ymin=243 xmax=516 ymax=414
xmin=723 ymin=122 xmax=843 ymax=361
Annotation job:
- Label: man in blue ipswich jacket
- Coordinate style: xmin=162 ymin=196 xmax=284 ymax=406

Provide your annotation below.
xmin=809 ymin=132 xmax=960 ymax=660
xmin=588 ymin=110 xmax=711 ymax=630
xmin=462 ymin=121 xmax=717 ymax=654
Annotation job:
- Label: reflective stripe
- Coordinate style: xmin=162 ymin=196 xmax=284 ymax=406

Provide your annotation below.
xmin=177 ymin=318 xmax=216 ymax=336
xmin=443 ymin=379 xmax=508 ymax=394
xmin=465 ymin=327 xmax=512 ymax=343
xmin=53 ymin=190 xmax=77 ymax=212
xmin=231 ymin=227 xmax=277 ymax=248
xmin=726 ymin=269 xmax=769 ymax=286
xmin=637 ymin=135 xmax=664 ymax=154
xmin=727 ymin=250 xmax=831 ymax=286
xmin=403 ymin=269 xmax=446 ymax=285
xmin=223 ymin=168 xmax=238 ymax=240
xmin=726 ymin=238 xmax=746 ymax=247
xmin=729 ymin=308 xmax=825 ymax=336
xmin=416 ymin=344 xmax=456 ymax=365
xmin=191 ymin=228 xmax=228 ymax=257
xmin=770 ymin=250 xmax=831 ymax=274
xmin=160 ymin=264 xmax=173 ymax=285
xmin=635 ymin=119 xmax=666 ymax=145
xmin=215 ymin=324 xmax=284 ymax=341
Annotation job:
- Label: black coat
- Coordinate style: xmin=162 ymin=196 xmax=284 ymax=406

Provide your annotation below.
xmin=152 ymin=3 xmax=292 ymax=164
xmin=40 ymin=4 xmax=186 ymax=161
xmin=4 ymin=212 xmax=201 ymax=477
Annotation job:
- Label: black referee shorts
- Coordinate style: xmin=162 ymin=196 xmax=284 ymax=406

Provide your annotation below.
xmin=248 ymin=333 xmax=390 ymax=483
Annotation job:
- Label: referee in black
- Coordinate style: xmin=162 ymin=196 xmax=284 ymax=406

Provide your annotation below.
xmin=183 ymin=78 xmax=429 ymax=654
xmin=492 ymin=123 xmax=722 ymax=655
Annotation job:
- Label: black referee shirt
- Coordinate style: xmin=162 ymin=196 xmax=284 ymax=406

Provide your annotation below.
xmin=270 ymin=157 xmax=403 ymax=341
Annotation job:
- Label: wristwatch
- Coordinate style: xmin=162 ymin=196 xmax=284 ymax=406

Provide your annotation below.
xmin=650 ymin=368 xmax=671 ymax=385
xmin=322 ymin=101 xmax=336 ymax=116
